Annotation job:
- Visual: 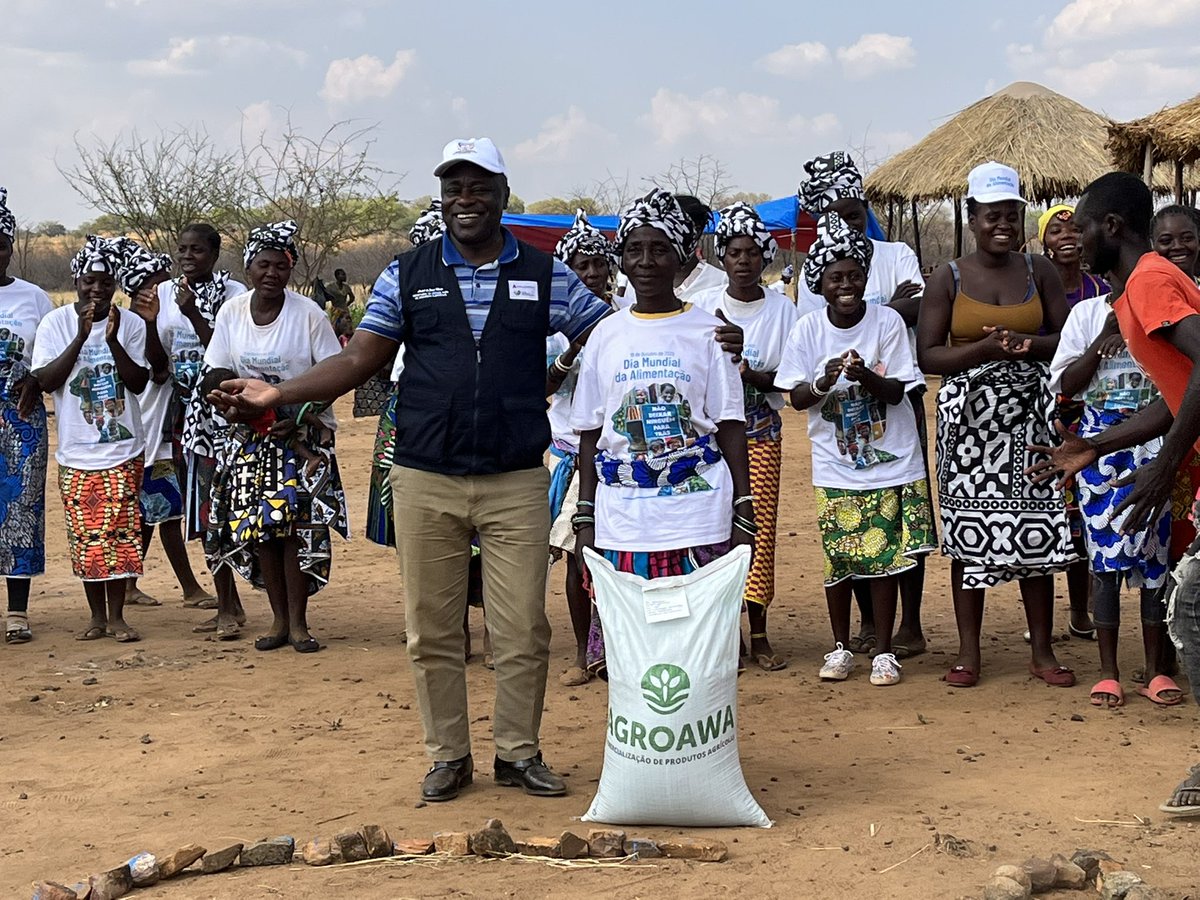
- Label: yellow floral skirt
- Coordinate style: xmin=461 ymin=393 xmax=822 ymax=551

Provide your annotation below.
xmin=815 ymin=479 xmax=936 ymax=586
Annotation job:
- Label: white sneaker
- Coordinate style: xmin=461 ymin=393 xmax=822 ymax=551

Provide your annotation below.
xmin=819 ymin=643 xmax=855 ymax=681
xmin=870 ymin=652 xmax=902 ymax=686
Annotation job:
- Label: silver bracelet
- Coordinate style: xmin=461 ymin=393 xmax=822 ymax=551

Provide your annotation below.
xmin=809 ymin=379 xmax=829 ymax=398
xmin=733 ymin=495 xmax=755 ymax=507
xmin=552 ymin=355 xmax=573 ymax=376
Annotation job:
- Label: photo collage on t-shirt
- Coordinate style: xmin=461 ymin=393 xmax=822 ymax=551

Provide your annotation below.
xmin=1087 ymin=354 xmax=1159 ymax=412
xmin=611 ymin=379 xmax=711 ymax=495
xmin=70 ymin=347 xmax=134 ymax=446
xmin=822 ymin=358 xmax=897 ymax=471
xmin=0 ymin=327 xmax=27 ymax=364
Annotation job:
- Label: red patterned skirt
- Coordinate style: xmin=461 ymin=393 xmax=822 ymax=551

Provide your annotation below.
xmin=58 ymin=455 xmax=144 ymax=581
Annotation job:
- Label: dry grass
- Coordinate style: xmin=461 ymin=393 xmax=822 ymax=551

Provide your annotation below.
xmin=1108 ymin=92 xmax=1200 ymax=170
xmin=865 ymin=81 xmax=1199 ymax=204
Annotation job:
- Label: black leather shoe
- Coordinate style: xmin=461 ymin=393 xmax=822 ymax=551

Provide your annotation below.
xmin=493 ymin=753 xmax=567 ymax=796
xmin=421 ymin=754 xmax=473 ymax=802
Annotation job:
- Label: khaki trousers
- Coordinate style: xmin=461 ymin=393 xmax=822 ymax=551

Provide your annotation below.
xmin=390 ymin=465 xmax=551 ymax=762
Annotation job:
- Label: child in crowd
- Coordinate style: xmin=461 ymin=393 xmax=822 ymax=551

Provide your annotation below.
xmin=32 ymin=236 xmax=150 ymax=642
xmin=775 ymin=213 xmax=935 ymax=686
xmin=571 ymin=189 xmax=753 ymax=679
xmin=1049 ymin=288 xmax=1176 ymax=707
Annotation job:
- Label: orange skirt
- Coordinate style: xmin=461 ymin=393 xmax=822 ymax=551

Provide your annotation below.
xmin=59 ymin=456 xmax=144 ymax=581
xmin=744 ymin=438 xmax=782 ymax=607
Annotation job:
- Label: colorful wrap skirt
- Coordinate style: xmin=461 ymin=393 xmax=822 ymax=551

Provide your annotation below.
xmin=365 ymin=392 xmax=397 ymax=547
xmin=0 ymin=392 xmax=48 ymax=577
xmin=1077 ymin=406 xmax=1170 ymax=588
xmin=207 ymin=426 xmax=350 ymax=597
xmin=586 ymin=541 xmax=730 ymax=679
xmin=935 ymin=360 xmax=1078 ymax=588
xmin=815 ymin=479 xmax=936 ymax=586
xmin=139 ymin=459 xmax=184 ymax=526
xmin=59 ymin=455 xmax=144 ymax=581
xmin=744 ymin=437 xmax=782 ymax=607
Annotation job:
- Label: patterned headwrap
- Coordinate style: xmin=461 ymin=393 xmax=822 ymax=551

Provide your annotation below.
xmin=554 ymin=208 xmax=616 ymax=268
xmin=799 ymin=151 xmax=866 ymax=216
xmin=803 ymin=212 xmax=874 ymax=294
xmin=615 ymin=189 xmax=693 ymax=265
xmin=69 ymin=235 xmax=125 ymax=280
xmin=243 ymin=219 xmax=299 ymax=268
xmin=1037 ymin=204 xmax=1074 ymax=244
xmin=714 ymin=201 xmax=778 ymax=266
xmin=408 ymin=200 xmax=446 ymax=247
xmin=113 ymin=237 xmax=173 ymax=297
xmin=0 ymin=187 xmax=15 ymax=241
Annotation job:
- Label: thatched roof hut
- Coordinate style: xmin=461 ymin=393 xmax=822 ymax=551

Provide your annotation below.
xmin=864 ymin=82 xmax=1197 ymax=261
xmin=1108 ymin=92 xmax=1200 ymax=198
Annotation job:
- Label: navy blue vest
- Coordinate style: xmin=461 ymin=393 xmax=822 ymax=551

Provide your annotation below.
xmin=393 ymin=238 xmax=553 ymax=475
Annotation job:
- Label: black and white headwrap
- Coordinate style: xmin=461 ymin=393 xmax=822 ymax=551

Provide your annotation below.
xmin=0 ymin=187 xmax=15 ymax=241
xmin=243 ymin=219 xmax=299 ymax=268
xmin=408 ymin=200 xmax=445 ymax=247
xmin=714 ymin=201 xmax=778 ymax=266
xmin=802 ymin=212 xmax=874 ymax=294
xmin=554 ymin=208 xmax=616 ymax=268
xmin=799 ymin=151 xmax=866 ymax=216
xmin=69 ymin=234 xmax=125 ymax=280
xmin=113 ymin=237 xmax=173 ymax=297
xmin=615 ymin=189 xmax=693 ymax=265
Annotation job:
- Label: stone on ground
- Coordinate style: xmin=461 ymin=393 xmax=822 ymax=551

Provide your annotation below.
xmin=1021 ymin=858 xmax=1056 ymax=893
xmin=361 ymin=825 xmax=393 ymax=859
xmin=333 ymin=830 xmax=369 ymax=863
xmin=199 ymin=844 xmax=243 ymax=875
xmin=469 ymin=819 xmax=515 ymax=857
xmin=1099 ymin=871 xmax=1146 ymax=900
xmin=558 ymin=830 xmax=589 ymax=860
xmin=626 ymin=838 xmax=662 ymax=859
xmin=993 ymin=864 xmax=1032 ymax=892
xmin=239 ymin=837 xmax=295 ymax=867
xmin=983 ymin=876 xmax=1032 ymax=900
xmin=301 ymin=838 xmax=335 ymax=867
xmin=31 ymin=883 xmax=79 ymax=900
xmin=1049 ymin=854 xmax=1088 ymax=890
xmin=394 ymin=838 xmax=435 ymax=856
xmin=126 ymin=853 xmax=159 ymax=888
xmin=157 ymin=844 xmax=206 ymax=879
xmin=587 ymin=829 xmax=626 ymax=859
xmin=433 ymin=832 xmax=471 ymax=856
xmin=87 ymin=866 xmax=133 ymax=900
xmin=658 ymin=838 xmax=728 ymax=862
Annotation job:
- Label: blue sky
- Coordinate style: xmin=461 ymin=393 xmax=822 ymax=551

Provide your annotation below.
xmin=4 ymin=0 xmax=1199 ymax=224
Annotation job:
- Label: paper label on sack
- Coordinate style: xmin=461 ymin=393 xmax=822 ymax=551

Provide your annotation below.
xmin=643 ymin=585 xmax=690 ymax=623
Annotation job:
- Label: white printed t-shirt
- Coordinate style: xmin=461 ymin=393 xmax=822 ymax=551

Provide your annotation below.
xmin=1048 ymin=295 xmax=1160 ymax=412
xmin=570 ymin=305 xmax=745 ymax=552
xmin=155 ymin=277 xmax=246 ymax=456
xmin=546 ymin=332 xmax=580 ymax=453
xmin=32 ymin=305 xmax=148 ymax=469
xmin=692 ymin=285 xmax=800 ymax=422
xmin=205 ymin=289 xmax=343 ymax=430
xmin=775 ymin=304 xmax=924 ymax=490
xmin=613 ymin=260 xmax=729 ymax=310
xmin=797 ymin=239 xmax=924 ymax=364
xmin=0 ymin=278 xmax=54 ymax=388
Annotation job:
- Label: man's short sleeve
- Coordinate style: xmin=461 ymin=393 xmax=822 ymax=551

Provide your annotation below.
xmin=1126 ymin=269 xmax=1200 ymax=336
xmin=358 ymin=260 xmax=405 ymax=343
xmin=548 ymin=260 xmax=610 ymax=341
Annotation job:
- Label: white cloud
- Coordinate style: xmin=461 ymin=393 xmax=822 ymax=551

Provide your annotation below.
xmin=238 ymin=101 xmax=278 ymax=140
xmin=129 ymin=35 xmax=306 ymax=77
xmin=513 ymin=106 xmax=611 ymax=162
xmin=320 ymin=50 xmax=416 ymax=104
xmin=836 ymin=33 xmax=916 ymax=78
xmin=643 ymin=88 xmax=838 ymax=145
xmin=1046 ymin=0 xmax=1200 ymax=46
xmin=757 ymin=41 xmax=830 ymax=77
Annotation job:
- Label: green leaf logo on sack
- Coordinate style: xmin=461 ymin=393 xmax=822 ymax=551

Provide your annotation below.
xmin=641 ymin=664 xmax=690 ymax=715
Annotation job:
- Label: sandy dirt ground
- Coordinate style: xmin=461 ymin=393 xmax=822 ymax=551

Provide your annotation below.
xmin=2 ymin=398 xmax=1197 ymax=900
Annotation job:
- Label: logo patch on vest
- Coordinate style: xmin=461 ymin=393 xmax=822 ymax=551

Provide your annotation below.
xmin=509 ymin=280 xmax=539 ymax=301
xmin=413 ymin=287 xmax=450 ymax=301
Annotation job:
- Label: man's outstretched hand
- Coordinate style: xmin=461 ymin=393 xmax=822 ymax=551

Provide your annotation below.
xmin=207 ymin=378 xmax=282 ymax=422
xmin=1025 ymin=420 xmax=1096 ymax=489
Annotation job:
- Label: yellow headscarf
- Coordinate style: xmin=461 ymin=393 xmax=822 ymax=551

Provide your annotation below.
xmin=1038 ymin=204 xmax=1074 ymax=243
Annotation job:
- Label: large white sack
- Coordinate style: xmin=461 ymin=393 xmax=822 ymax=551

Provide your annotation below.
xmin=581 ymin=545 xmax=771 ymax=828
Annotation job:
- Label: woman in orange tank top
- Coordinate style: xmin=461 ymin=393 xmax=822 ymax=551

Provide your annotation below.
xmin=916 ymin=162 xmax=1076 ymax=689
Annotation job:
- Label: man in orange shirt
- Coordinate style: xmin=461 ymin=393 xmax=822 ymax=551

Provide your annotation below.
xmin=1029 ymin=171 xmax=1200 ymax=817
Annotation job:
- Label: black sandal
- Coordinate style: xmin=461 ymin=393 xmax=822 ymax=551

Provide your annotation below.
xmin=291 ymin=637 xmax=321 ymax=654
xmin=254 ymin=634 xmax=289 ymax=651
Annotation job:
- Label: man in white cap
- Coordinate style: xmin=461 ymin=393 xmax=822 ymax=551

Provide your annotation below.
xmin=209 ymin=137 xmax=611 ymax=802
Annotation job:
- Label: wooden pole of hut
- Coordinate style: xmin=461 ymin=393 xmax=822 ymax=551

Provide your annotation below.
xmin=953 ymin=196 xmax=963 ymax=258
xmin=1142 ymin=142 xmax=1154 ymax=185
xmin=1175 ymin=160 xmax=1185 ymax=204
xmin=886 ymin=199 xmax=895 ymax=240
xmin=911 ymin=200 xmax=923 ymax=270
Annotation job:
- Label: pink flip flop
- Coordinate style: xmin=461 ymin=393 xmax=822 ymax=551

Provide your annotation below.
xmin=1138 ymin=675 xmax=1184 ymax=707
xmin=1089 ymin=678 xmax=1124 ymax=708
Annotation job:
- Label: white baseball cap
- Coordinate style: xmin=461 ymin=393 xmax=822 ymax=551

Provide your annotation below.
xmin=967 ymin=161 xmax=1025 ymax=204
xmin=433 ymin=137 xmax=507 ymax=177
